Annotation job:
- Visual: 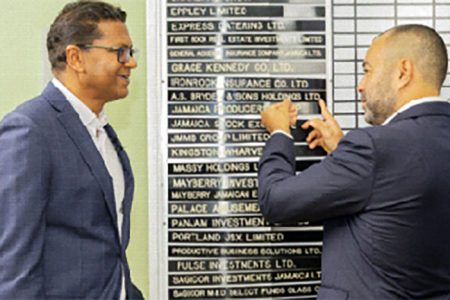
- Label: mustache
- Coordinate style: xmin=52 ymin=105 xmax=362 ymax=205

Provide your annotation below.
xmin=358 ymin=92 xmax=365 ymax=101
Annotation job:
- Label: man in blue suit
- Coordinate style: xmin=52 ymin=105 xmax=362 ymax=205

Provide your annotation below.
xmin=0 ymin=1 xmax=143 ymax=299
xmin=259 ymin=24 xmax=450 ymax=298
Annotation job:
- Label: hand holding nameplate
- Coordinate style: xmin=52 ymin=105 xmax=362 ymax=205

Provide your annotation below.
xmin=261 ymin=98 xmax=297 ymax=134
xmin=301 ymin=99 xmax=343 ymax=153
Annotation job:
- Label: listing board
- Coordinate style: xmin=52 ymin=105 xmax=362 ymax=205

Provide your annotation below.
xmin=166 ymin=0 xmax=328 ymax=298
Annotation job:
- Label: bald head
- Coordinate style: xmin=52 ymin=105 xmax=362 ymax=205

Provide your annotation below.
xmin=380 ymin=24 xmax=448 ymax=89
xmin=358 ymin=25 xmax=447 ymax=125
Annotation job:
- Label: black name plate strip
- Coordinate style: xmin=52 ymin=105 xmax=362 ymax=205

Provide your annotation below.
xmin=169 ymin=269 xmax=321 ymax=286
xmin=169 ymin=103 xmax=217 ymax=115
xmin=169 ymin=230 xmax=322 ymax=243
xmin=169 ymin=200 xmax=260 ymax=215
xmin=169 ymin=245 xmax=322 ymax=257
xmin=169 ymin=257 xmax=320 ymax=272
xmin=167 ymin=160 xmax=320 ymax=175
xmin=168 ymin=61 xmax=325 ymax=74
xmin=169 ymin=146 xmax=219 ymax=159
xmin=168 ymin=118 xmax=265 ymax=130
xmin=169 ymin=132 xmax=219 ymax=144
xmin=168 ymin=90 xmax=326 ymax=102
xmin=169 ymin=176 xmax=257 ymax=190
xmin=169 ymin=216 xmax=266 ymax=228
xmin=168 ymin=76 xmax=325 ymax=89
xmin=168 ymin=6 xmax=283 ymax=18
xmin=168 ymin=33 xmax=325 ymax=46
xmin=168 ymin=132 xmax=270 ymax=144
xmin=168 ymin=145 xmax=324 ymax=159
xmin=169 ymin=118 xmax=218 ymax=130
xmin=168 ymin=216 xmax=316 ymax=228
xmin=169 ymin=283 xmax=320 ymax=299
xmin=168 ymin=47 xmax=325 ymax=60
xmin=168 ymin=20 xmax=325 ymax=33
xmin=224 ymin=90 xmax=325 ymax=102
xmin=168 ymin=161 xmax=259 ymax=174
xmin=169 ymin=216 xmax=264 ymax=229
xmin=169 ymin=90 xmax=217 ymax=101
xmin=169 ymin=76 xmax=217 ymax=88
xmin=168 ymin=102 xmax=320 ymax=115
xmin=167 ymin=6 xmax=324 ymax=18
xmin=169 ymin=188 xmax=256 ymax=200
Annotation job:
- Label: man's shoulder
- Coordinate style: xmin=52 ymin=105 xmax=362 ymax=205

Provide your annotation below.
xmin=350 ymin=122 xmax=412 ymax=141
xmin=12 ymin=84 xmax=61 ymax=117
xmin=16 ymin=95 xmax=48 ymax=112
xmin=9 ymin=82 xmax=65 ymax=118
xmin=338 ymin=125 xmax=406 ymax=153
xmin=344 ymin=120 xmax=429 ymax=156
xmin=341 ymin=127 xmax=375 ymax=144
xmin=1 ymin=93 xmax=57 ymax=131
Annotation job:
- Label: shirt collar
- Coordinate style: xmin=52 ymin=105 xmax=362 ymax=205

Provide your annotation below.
xmin=51 ymin=78 xmax=108 ymax=129
xmin=382 ymin=96 xmax=449 ymax=125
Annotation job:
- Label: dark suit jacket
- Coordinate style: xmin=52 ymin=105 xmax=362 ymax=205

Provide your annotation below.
xmin=0 ymin=83 xmax=143 ymax=299
xmin=259 ymin=102 xmax=450 ymax=299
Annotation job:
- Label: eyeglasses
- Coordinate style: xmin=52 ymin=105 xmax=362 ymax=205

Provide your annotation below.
xmin=78 ymin=44 xmax=139 ymax=64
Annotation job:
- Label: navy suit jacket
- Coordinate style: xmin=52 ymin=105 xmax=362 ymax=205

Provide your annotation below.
xmin=259 ymin=102 xmax=450 ymax=299
xmin=0 ymin=83 xmax=143 ymax=299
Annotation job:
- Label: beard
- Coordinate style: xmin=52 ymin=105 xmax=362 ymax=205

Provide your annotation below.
xmin=362 ymin=78 xmax=397 ymax=125
xmin=364 ymin=96 xmax=396 ymax=125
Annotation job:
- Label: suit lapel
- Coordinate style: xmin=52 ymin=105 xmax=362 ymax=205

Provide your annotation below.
xmin=104 ymin=124 xmax=134 ymax=247
xmin=42 ymin=83 xmax=119 ymax=228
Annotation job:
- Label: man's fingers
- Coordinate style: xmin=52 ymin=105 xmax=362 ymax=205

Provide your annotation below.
xmin=260 ymin=98 xmax=293 ymax=133
xmin=260 ymin=110 xmax=268 ymax=128
xmin=271 ymin=102 xmax=282 ymax=109
xmin=301 ymin=121 xmax=311 ymax=130
xmin=269 ymin=98 xmax=291 ymax=112
xmin=261 ymin=104 xmax=277 ymax=126
xmin=301 ymin=118 xmax=322 ymax=130
xmin=308 ymin=119 xmax=327 ymax=132
xmin=290 ymin=115 xmax=297 ymax=127
xmin=289 ymin=105 xmax=297 ymax=114
xmin=308 ymin=138 xmax=321 ymax=150
xmin=318 ymin=99 xmax=333 ymax=121
xmin=306 ymin=130 xmax=321 ymax=143
xmin=281 ymin=98 xmax=292 ymax=112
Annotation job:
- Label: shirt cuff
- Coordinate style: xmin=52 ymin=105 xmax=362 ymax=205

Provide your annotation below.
xmin=271 ymin=130 xmax=293 ymax=140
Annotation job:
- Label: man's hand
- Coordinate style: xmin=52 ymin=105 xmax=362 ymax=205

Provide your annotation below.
xmin=301 ymin=99 xmax=344 ymax=153
xmin=261 ymin=98 xmax=297 ymax=134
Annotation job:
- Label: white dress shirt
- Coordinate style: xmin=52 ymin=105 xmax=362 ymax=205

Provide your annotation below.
xmin=52 ymin=78 xmax=126 ymax=300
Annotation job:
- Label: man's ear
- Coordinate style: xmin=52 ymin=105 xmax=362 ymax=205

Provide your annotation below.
xmin=65 ymin=45 xmax=85 ymax=73
xmin=396 ymin=59 xmax=413 ymax=90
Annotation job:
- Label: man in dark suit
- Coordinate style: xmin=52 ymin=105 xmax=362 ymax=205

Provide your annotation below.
xmin=259 ymin=24 xmax=450 ymax=298
xmin=0 ymin=1 xmax=143 ymax=299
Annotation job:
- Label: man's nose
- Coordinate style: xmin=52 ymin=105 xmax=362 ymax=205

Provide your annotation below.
xmin=126 ymin=56 xmax=137 ymax=69
xmin=357 ymin=78 xmax=364 ymax=93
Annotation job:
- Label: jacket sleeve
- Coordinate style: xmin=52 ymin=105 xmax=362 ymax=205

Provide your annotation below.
xmin=0 ymin=112 xmax=50 ymax=298
xmin=258 ymin=130 xmax=375 ymax=224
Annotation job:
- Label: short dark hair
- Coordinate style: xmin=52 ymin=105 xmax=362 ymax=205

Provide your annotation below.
xmin=384 ymin=24 xmax=448 ymax=88
xmin=47 ymin=0 xmax=126 ymax=71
